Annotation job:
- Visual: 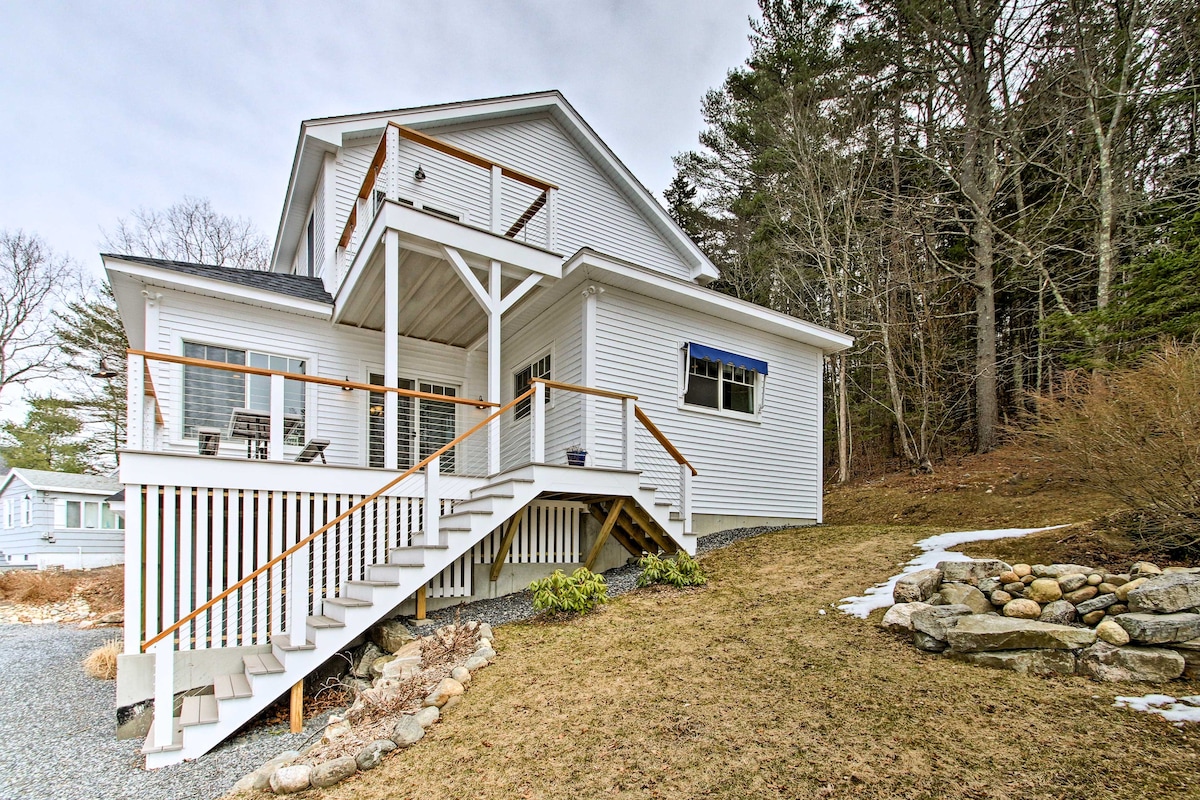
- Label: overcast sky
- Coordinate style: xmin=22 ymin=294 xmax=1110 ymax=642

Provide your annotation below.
xmin=0 ymin=0 xmax=758 ymax=282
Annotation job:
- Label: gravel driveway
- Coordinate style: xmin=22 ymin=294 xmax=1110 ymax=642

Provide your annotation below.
xmin=0 ymin=525 xmax=779 ymax=799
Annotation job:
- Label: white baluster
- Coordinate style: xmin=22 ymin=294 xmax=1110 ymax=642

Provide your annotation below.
xmin=623 ymin=399 xmax=635 ymax=471
xmin=288 ymin=545 xmax=309 ymax=649
xmin=270 ymin=373 xmax=285 ymax=460
xmin=424 ymin=456 xmax=441 ymax=545
xmin=532 ymin=382 xmax=546 ymax=463
xmin=152 ymin=637 xmax=174 ymax=749
xmin=126 ymin=353 xmax=145 ymax=450
xmin=680 ymin=464 xmax=693 ymax=535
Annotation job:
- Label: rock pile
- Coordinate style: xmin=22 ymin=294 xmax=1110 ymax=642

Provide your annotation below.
xmin=884 ymin=559 xmax=1200 ymax=683
xmin=232 ymin=619 xmax=497 ymax=795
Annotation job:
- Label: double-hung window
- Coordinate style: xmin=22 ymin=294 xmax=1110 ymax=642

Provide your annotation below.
xmin=182 ymin=343 xmax=306 ymax=442
xmin=513 ymin=353 xmax=552 ymax=420
xmin=21 ymin=496 xmax=32 ymax=526
xmin=682 ymin=343 xmax=767 ymax=416
xmin=60 ymin=500 xmax=124 ymax=530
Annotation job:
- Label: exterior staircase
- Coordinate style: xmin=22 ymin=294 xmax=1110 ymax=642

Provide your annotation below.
xmin=142 ymin=463 xmax=691 ymax=768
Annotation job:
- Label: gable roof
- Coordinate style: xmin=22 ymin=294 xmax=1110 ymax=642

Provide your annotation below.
xmin=101 ymin=255 xmax=333 ymax=304
xmin=273 ymin=91 xmax=720 ymax=283
xmin=1 ymin=468 xmax=122 ymax=496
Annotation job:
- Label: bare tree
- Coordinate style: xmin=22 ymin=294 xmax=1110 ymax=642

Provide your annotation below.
xmin=102 ymin=196 xmax=269 ymax=270
xmin=0 ymin=230 xmax=75 ymax=401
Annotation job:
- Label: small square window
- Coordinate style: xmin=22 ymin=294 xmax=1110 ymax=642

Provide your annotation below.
xmin=682 ymin=344 xmax=765 ymax=416
xmin=514 ymin=353 xmax=552 ymax=420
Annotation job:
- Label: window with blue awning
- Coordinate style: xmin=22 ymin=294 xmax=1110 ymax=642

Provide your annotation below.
xmin=682 ymin=343 xmax=768 ymax=415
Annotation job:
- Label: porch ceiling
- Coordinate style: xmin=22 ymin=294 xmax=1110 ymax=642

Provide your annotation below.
xmin=337 ymin=246 xmax=523 ymax=347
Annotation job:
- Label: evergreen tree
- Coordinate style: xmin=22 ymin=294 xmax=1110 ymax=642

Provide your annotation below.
xmin=0 ymin=397 xmax=94 ymax=473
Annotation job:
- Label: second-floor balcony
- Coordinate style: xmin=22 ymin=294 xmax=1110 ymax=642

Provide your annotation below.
xmin=333 ymin=122 xmax=564 ymax=319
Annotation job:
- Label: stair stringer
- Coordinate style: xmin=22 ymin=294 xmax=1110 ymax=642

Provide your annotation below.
xmin=143 ymin=469 xmax=548 ymax=768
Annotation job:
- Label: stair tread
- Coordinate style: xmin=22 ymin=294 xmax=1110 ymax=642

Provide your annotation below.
xmin=243 ymin=653 xmax=285 ymax=675
xmin=347 ymin=579 xmax=399 ymax=587
xmin=214 ymin=673 xmax=252 ymax=700
xmin=274 ymin=638 xmax=316 ymax=652
xmin=181 ymin=694 xmax=219 ymax=727
xmin=323 ymin=596 xmax=372 ymax=607
xmin=306 ymin=614 xmax=343 ymax=628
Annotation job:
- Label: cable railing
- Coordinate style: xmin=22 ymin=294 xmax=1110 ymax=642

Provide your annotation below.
xmin=336 ymin=121 xmax=559 ymax=282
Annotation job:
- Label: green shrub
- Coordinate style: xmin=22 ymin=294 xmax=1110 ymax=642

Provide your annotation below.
xmin=529 ymin=567 xmax=608 ymax=615
xmin=637 ymin=550 xmax=707 ymax=588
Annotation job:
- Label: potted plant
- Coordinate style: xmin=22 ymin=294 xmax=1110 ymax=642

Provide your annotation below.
xmin=566 ymin=446 xmax=587 ymax=467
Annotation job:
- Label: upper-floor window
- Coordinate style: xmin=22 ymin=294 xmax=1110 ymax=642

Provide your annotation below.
xmin=305 ymin=213 xmax=316 ymax=277
xmin=182 ymin=342 xmax=306 ymax=442
xmin=682 ymin=343 xmax=767 ymax=417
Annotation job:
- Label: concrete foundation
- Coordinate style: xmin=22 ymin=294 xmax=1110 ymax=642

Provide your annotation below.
xmin=691 ymin=513 xmax=815 ymax=536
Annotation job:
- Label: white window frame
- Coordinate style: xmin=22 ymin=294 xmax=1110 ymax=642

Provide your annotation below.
xmin=2 ymin=500 xmax=11 ymax=529
xmin=513 ymin=350 xmax=553 ymax=421
xmin=178 ymin=339 xmax=311 ymax=445
xmin=21 ymin=495 xmax=32 ymax=527
xmin=678 ymin=344 xmax=766 ymax=422
xmin=365 ymin=371 xmax=462 ymax=472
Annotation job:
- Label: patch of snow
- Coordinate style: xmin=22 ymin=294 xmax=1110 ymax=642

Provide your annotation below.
xmin=836 ymin=525 xmax=1067 ymax=619
xmin=1114 ymin=694 xmax=1200 ymax=724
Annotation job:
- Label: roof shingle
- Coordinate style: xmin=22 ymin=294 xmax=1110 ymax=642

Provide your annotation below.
xmin=103 ymin=254 xmax=333 ymax=305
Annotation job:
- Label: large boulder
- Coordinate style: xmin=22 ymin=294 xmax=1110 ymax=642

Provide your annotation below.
xmin=913 ymin=631 xmax=947 ymax=652
xmin=946 ymin=615 xmax=1098 ymax=653
xmin=911 ymin=604 xmax=974 ymax=641
xmin=1027 ymin=579 xmax=1063 ymax=604
xmin=422 ymin=677 xmax=465 ymax=708
xmin=1074 ymin=593 xmax=1119 ymax=616
xmin=1033 ymin=563 xmax=1094 ymax=578
xmin=893 ymin=569 xmax=943 ymax=604
xmin=1114 ymin=578 xmax=1148 ymax=602
xmin=1057 ymin=573 xmax=1089 ymax=593
xmin=1003 ymin=599 xmax=1042 ymax=620
xmin=937 ymin=584 xmax=993 ymax=615
xmin=1115 ymin=612 xmax=1200 ymax=645
xmin=413 ymin=705 xmax=440 ymax=728
xmin=356 ymin=739 xmax=396 ymax=771
xmin=953 ymin=649 xmax=1076 ymax=676
xmin=370 ymin=619 xmax=415 ymax=654
xmin=311 ymin=757 xmax=357 ymax=789
xmin=1076 ymin=642 xmax=1185 ymax=682
xmin=391 ymin=715 xmax=426 ymax=747
xmin=269 ymin=765 xmax=313 ymax=795
xmin=937 ymin=560 xmax=1011 ymax=586
xmin=353 ymin=643 xmax=383 ymax=678
xmin=1096 ymin=618 xmax=1131 ymax=646
xmin=1127 ymin=573 xmax=1200 ymax=614
xmin=1038 ymin=600 xmax=1077 ymax=626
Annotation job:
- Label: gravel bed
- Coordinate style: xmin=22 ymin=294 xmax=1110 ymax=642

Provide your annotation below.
xmin=0 ymin=623 xmax=336 ymax=800
xmin=0 ymin=523 xmax=790 ymax=800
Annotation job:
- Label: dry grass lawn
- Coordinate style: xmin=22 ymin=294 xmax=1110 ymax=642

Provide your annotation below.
xmin=0 ymin=564 xmax=123 ymax=612
xmin=229 ymin=452 xmax=1200 ymax=798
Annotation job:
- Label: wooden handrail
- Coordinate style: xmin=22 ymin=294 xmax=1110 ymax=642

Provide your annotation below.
xmin=337 ymin=121 xmax=557 ymax=252
xmin=129 ymin=350 xmax=496 ymax=408
xmin=635 ymin=406 xmax=698 ymax=476
xmin=141 ymin=387 xmax=536 ymax=652
xmin=531 ymin=378 xmax=636 ymax=401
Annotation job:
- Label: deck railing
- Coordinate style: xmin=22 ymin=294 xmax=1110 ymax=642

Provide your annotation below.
xmin=335 ymin=122 xmax=558 ymax=283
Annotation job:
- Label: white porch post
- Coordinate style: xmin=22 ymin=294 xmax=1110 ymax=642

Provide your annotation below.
xmin=532 ymin=381 xmax=546 ymax=463
xmin=384 ymin=231 xmax=400 ymax=470
xmin=487 ymin=260 xmax=501 ymax=475
xmin=680 ymin=465 xmax=693 ymax=534
xmin=490 ymin=165 xmax=503 ymax=234
xmin=123 ymin=487 xmax=143 ymax=655
xmin=622 ymin=398 xmax=635 ymax=471
xmin=545 ymin=188 xmax=557 ymax=250
xmin=126 ymin=353 xmax=145 ymax=450
xmin=269 ymin=373 xmax=285 ymax=460
xmin=424 ymin=455 xmax=441 ymax=544
xmin=152 ymin=638 xmax=174 ymax=749
xmin=287 ymin=548 xmax=310 ymax=649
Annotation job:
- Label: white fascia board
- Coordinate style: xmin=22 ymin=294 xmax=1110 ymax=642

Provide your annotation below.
xmin=563 ymin=250 xmax=854 ymax=353
xmin=103 ymin=258 xmax=333 ymax=320
xmin=271 ymin=130 xmax=341 ymax=272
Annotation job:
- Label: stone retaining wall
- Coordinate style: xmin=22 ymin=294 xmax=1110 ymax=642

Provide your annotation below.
xmin=884 ymin=559 xmax=1200 ymax=683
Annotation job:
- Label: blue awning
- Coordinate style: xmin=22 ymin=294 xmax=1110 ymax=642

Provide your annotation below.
xmin=686 ymin=343 xmax=768 ymax=375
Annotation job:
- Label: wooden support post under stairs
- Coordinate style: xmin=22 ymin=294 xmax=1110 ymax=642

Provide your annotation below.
xmin=623 ymin=502 xmax=677 ymax=555
xmin=489 ymin=511 xmax=526 ymax=582
xmin=289 ymin=680 xmax=304 ymax=733
xmin=587 ymin=503 xmax=651 ymax=556
xmin=414 ymin=587 xmax=428 ymax=623
xmin=585 ymin=498 xmax=625 ymax=571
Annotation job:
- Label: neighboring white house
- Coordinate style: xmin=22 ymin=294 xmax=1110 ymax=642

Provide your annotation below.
xmin=103 ymin=91 xmax=852 ymax=766
xmin=0 ymin=468 xmax=124 ymax=570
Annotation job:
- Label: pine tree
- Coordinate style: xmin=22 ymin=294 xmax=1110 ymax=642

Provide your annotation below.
xmin=0 ymin=397 xmax=94 ymax=473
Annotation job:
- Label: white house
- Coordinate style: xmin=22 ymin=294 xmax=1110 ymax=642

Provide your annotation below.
xmin=103 ymin=91 xmax=851 ymax=766
xmin=0 ymin=468 xmax=124 ymax=570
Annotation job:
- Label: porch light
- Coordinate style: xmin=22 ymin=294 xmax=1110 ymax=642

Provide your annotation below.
xmin=414 ymin=165 xmax=426 ymax=181
xmin=91 ymin=356 xmax=119 ymax=380
xmin=342 ymin=377 xmax=354 ymax=391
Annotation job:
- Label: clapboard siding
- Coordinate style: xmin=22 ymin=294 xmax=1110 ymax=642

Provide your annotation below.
xmin=148 ymin=289 xmax=486 ymax=468
xmin=0 ymin=478 xmax=124 ymax=562
xmin=593 ymin=287 xmax=823 ymax=520
xmin=500 ymin=291 xmax=584 ymax=464
xmin=437 ymin=117 xmax=692 ymax=279
xmin=333 ymin=141 xmax=380 ymax=250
